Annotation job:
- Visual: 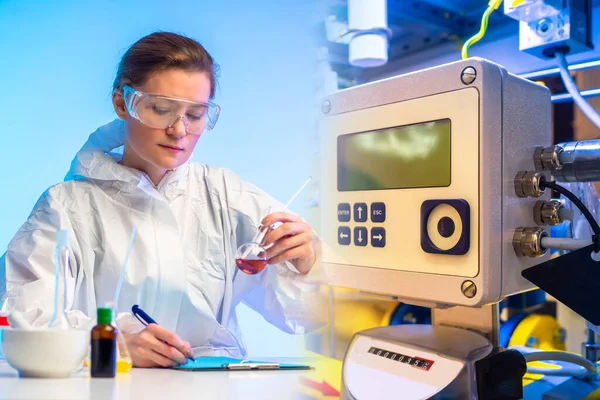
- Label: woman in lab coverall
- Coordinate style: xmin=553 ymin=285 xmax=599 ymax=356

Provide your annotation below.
xmin=1 ymin=32 xmax=322 ymax=367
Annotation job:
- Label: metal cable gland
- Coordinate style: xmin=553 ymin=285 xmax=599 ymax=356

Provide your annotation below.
xmin=513 ymin=227 xmax=548 ymax=258
xmin=533 ymin=146 xmax=562 ymax=171
xmin=534 ymin=200 xmax=564 ymax=226
xmin=515 ymin=171 xmax=545 ymax=198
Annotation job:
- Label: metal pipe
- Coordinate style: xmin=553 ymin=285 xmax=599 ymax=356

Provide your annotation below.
xmin=552 ymin=88 xmax=600 ymax=104
xmin=552 ymin=140 xmax=600 ymax=182
xmin=520 ymin=59 xmax=600 ymax=80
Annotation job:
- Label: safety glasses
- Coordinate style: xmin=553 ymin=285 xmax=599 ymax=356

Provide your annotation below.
xmin=123 ymin=85 xmax=221 ymax=135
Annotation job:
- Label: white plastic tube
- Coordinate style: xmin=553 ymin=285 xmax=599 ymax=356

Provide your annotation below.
xmin=541 ymin=237 xmax=592 ymax=251
xmin=524 ymin=350 xmax=597 ymax=378
xmin=347 ymin=0 xmax=388 ymax=68
xmin=556 ymin=53 xmax=600 ymax=130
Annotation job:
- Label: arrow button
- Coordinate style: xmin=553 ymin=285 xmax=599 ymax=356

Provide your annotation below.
xmin=354 ymin=203 xmax=367 ymax=222
xmin=338 ymin=226 xmax=351 ymax=246
xmin=354 ymin=227 xmax=368 ymax=247
xmin=371 ymin=227 xmax=386 ymax=248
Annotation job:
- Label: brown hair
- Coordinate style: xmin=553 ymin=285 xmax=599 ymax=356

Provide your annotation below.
xmin=113 ymin=31 xmax=219 ymax=99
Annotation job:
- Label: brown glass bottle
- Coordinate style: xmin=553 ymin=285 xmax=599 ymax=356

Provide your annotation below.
xmin=91 ymin=307 xmax=117 ymax=378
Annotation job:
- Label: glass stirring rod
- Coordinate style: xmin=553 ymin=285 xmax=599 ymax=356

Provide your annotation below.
xmin=252 ymin=176 xmax=313 ymax=248
xmin=237 ymin=176 xmax=313 ymax=269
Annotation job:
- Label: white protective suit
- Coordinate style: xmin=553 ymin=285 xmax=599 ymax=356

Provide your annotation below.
xmin=2 ymin=119 xmax=323 ymax=358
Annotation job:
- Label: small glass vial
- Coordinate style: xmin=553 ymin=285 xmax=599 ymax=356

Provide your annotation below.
xmin=91 ymin=307 xmax=117 ymax=378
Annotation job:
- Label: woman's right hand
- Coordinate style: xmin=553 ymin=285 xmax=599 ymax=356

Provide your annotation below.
xmin=123 ymin=324 xmax=194 ymax=368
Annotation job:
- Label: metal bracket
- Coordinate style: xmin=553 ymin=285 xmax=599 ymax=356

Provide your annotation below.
xmin=433 ymin=305 xmax=500 ymax=347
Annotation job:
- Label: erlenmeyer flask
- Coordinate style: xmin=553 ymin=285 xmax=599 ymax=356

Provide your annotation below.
xmin=104 ymin=301 xmax=133 ymax=373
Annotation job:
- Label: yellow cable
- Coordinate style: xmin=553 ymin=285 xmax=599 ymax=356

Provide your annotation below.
xmin=462 ymin=0 xmax=503 ymax=59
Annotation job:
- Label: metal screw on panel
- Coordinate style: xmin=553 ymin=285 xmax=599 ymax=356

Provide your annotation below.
xmin=322 ymin=100 xmax=331 ymax=114
xmin=461 ymin=280 xmax=477 ymax=298
xmin=461 ymin=67 xmax=477 ymax=85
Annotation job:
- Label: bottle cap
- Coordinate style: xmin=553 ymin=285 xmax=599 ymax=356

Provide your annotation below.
xmin=97 ymin=308 xmax=112 ymax=325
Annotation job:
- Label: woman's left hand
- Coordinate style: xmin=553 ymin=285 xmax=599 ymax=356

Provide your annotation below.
xmin=260 ymin=212 xmax=318 ymax=275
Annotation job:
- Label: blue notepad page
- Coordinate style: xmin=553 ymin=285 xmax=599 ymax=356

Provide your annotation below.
xmin=172 ymin=356 xmax=311 ymax=371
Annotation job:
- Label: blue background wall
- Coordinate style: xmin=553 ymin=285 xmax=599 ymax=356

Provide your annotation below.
xmin=0 ymin=0 xmax=317 ymax=357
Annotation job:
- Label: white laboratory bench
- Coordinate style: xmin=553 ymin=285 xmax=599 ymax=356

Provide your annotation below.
xmin=0 ymin=360 xmax=313 ymax=400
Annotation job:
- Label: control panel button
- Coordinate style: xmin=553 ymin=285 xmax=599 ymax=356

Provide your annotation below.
xmin=338 ymin=227 xmax=351 ymax=246
xmin=371 ymin=227 xmax=386 ymax=248
xmin=371 ymin=202 xmax=386 ymax=223
xmin=354 ymin=203 xmax=368 ymax=222
xmin=338 ymin=203 xmax=351 ymax=222
xmin=354 ymin=227 xmax=368 ymax=246
xmin=437 ymin=217 xmax=455 ymax=238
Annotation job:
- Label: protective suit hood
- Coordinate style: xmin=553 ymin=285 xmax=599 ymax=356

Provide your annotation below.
xmin=66 ymin=118 xmax=128 ymax=182
xmin=65 ymin=119 xmax=189 ymax=199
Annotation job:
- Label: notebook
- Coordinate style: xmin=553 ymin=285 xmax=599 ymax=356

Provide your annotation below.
xmin=172 ymin=356 xmax=312 ymax=371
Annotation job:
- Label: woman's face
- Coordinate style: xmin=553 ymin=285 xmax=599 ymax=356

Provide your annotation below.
xmin=114 ymin=69 xmax=212 ymax=172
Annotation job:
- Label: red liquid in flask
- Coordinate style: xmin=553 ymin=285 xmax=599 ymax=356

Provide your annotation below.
xmin=236 ymin=258 xmax=268 ymax=275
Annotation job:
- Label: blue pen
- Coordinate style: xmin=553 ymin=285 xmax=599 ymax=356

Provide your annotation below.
xmin=132 ymin=304 xmax=195 ymax=363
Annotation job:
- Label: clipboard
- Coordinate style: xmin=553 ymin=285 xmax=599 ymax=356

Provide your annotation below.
xmin=172 ymin=356 xmax=312 ymax=371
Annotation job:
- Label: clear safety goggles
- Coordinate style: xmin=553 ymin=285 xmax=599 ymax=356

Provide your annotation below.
xmin=123 ymin=85 xmax=221 ymax=135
